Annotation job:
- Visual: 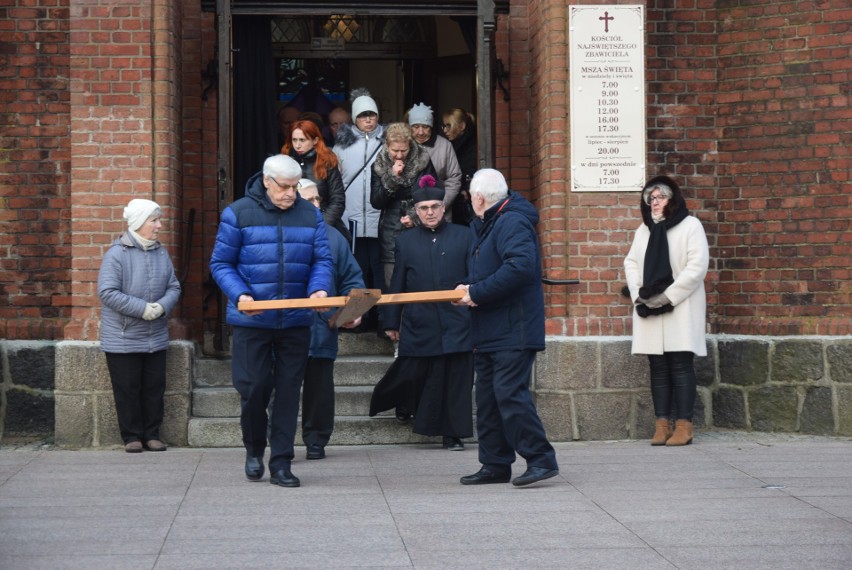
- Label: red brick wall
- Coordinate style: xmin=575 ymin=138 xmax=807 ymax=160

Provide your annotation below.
xmin=519 ymin=0 xmax=659 ymax=336
xmin=63 ymin=1 xmax=184 ymax=340
xmin=0 ymin=0 xmax=71 ymax=340
xmin=4 ymin=0 xmax=851 ymax=342
xmin=511 ymin=0 xmax=851 ymax=336
xmin=714 ymin=0 xmax=852 ymax=334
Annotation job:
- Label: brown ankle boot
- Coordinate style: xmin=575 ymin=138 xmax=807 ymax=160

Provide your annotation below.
xmin=666 ymin=419 xmax=693 ymax=446
xmin=650 ymin=418 xmax=672 ymax=446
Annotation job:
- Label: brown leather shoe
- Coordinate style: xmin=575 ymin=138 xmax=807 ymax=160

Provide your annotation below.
xmin=650 ymin=418 xmax=673 ymax=446
xmin=125 ymin=441 xmax=143 ymax=453
xmin=666 ymin=420 xmax=693 ymax=446
xmin=144 ymin=439 xmax=167 ymax=452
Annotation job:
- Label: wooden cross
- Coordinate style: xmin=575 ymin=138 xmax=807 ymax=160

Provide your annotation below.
xmin=237 ymin=289 xmax=466 ymax=328
xmin=599 ymin=11 xmax=614 ymax=33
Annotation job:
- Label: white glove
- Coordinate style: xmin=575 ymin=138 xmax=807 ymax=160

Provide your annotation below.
xmin=142 ymin=303 xmax=164 ymax=320
xmin=644 ymin=293 xmax=670 ymax=309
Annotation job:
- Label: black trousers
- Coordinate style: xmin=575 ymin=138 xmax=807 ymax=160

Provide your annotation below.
xmin=474 ymin=349 xmax=558 ymax=472
xmin=352 ymin=236 xmax=383 ymax=329
xmin=301 ymin=357 xmax=335 ymax=447
xmin=648 ymin=351 xmax=697 ymax=421
xmin=231 ymin=326 xmax=310 ymax=472
xmin=105 ymin=350 xmax=167 ymax=444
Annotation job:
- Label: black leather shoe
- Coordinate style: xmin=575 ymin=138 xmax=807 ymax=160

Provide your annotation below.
xmin=395 ymin=406 xmax=411 ymax=424
xmin=306 ymin=444 xmax=325 ymax=460
xmin=270 ymin=469 xmax=300 ymax=488
xmin=460 ymin=466 xmax=511 ymax=485
xmin=512 ymin=466 xmax=559 ymax=487
xmin=442 ymin=437 xmax=464 ymax=451
xmin=245 ymin=455 xmax=264 ymax=482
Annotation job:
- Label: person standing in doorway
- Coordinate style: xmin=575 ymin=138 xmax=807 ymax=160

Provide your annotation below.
xmin=283 ymin=119 xmax=348 ymax=242
xmin=369 ymin=122 xmax=437 ymax=287
xmin=297 ymin=179 xmax=365 ymax=460
xmin=327 ymin=106 xmax=350 ymax=144
xmin=210 ymin=154 xmax=333 ymax=488
xmin=277 ymin=104 xmax=301 ymax=149
xmin=455 ymin=168 xmax=559 ymax=487
xmin=441 ymin=108 xmax=477 ymax=225
xmin=406 ymin=102 xmax=462 ymax=221
xmin=624 ymin=175 xmax=709 ymax=446
xmin=334 ymin=89 xmax=385 ymax=332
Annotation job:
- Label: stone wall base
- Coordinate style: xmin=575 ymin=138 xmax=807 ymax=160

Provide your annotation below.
xmin=53 ymin=341 xmax=193 ymax=448
xmin=1 ymin=336 xmax=849 ymax=446
xmin=536 ymin=335 xmax=852 ymax=440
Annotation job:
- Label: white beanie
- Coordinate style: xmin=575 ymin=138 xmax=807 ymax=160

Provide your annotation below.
xmin=351 ymin=95 xmax=378 ymax=119
xmin=408 ymin=103 xmax=433 ymax=127
xmin=298 ymin=178 xmax=317 ymax=190
xmin=123 ymin=199 xmax=161 ymax=231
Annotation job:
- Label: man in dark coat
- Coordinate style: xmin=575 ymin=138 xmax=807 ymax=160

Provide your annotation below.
xmin=371 ymin=175 xmax=474 ymax=449
xmin=455 ymin=168 xmax=559 ymax=487
xmin=297 ymin=180 xmax=365 ymax=460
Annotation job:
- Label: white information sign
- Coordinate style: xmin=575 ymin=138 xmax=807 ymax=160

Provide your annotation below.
xmin=569 ymin=5 xmax=645 ymax=192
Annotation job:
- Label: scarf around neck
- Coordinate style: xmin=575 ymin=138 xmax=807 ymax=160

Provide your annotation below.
xmin=639 ymin=199 xmax=689 ymax=299
xmin=129 ymin=229 xmax=158 ymax=251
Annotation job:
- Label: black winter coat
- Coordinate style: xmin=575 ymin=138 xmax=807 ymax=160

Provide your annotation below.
xmin=384 ymin=221 xmax=473 ymax=356
xmin=467 ymin=191 xmax=545 ymax=352
xmin=288 ymin=148 xmax=346 ymax=230
xmin=369 ymin=143 xmax=437 ymax=263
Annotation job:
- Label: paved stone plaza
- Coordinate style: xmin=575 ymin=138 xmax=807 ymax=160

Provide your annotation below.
xmin=1 ymin=431 xmax=851 ymax=569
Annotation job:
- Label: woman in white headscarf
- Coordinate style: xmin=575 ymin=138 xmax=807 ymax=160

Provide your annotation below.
xmin=98 ymin=199 xmax=181 ymax=453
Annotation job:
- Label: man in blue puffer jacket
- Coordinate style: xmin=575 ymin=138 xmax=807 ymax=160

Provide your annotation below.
xmin=210 ymin=154 xmax=333 ymax=488
xmin=455 ymin=168 xmax=559 ymax=488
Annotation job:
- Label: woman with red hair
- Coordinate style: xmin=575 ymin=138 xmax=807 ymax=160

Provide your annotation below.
xmin=283 ymin=119 xmax=347 ymax=240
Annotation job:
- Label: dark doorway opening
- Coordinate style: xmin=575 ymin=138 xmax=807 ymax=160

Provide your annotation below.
xmin=231 ymin=14 xmax=477 ymax=200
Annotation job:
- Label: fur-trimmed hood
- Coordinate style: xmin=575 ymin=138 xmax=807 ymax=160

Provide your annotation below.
xmin=640 ymin=174 xmax=687 ymax=228
xmin=335 ymin=122 xmax=385 ymax=150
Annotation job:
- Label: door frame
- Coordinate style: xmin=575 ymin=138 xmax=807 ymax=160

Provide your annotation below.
xmin=215 ymin=0 xmax=500 ymax=206
xmin=212 ymin=0 xmax=500 ymax=351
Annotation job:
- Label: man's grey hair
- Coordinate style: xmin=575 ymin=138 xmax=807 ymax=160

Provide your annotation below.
xmin=469 ymin=168 xmax=509 ymax=204
xmin=263 ymin=154 xmax=302 ymax=180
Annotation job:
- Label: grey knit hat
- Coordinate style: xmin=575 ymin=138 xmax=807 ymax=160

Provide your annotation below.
xmin=407 ymin=103 xmax=433 ymax=127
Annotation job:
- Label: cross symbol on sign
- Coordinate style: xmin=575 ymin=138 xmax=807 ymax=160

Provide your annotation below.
xmin=599 ymin=11 xmax=614 ymax=33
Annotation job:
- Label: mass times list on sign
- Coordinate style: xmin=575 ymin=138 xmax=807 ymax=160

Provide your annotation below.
xmin=568 ymin=5 xmax=646 ymax=192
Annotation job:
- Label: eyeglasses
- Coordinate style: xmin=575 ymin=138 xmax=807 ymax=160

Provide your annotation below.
xmin=416 ymin=204 xmax=444 ymax=213
xmin=649 ymin=195 xmax=669 ymax=203
xmin=269 ymin=177 xmax=300 ymax=192
xmin=441 ymin=123 xmax=452 ymax=130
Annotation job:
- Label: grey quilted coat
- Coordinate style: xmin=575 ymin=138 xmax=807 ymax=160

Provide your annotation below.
xmin=98 ymin=233 xmax=181 ymax=353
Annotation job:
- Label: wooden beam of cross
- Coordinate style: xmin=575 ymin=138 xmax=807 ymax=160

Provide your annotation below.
xmin=237 ymin=289 xmax=466 ymax=328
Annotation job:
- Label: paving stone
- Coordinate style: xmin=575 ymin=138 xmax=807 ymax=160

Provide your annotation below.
xmin=1 ymin=434 xmax=851 ymax=569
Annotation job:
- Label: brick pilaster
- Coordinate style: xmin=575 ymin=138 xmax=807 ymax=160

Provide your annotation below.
xmin=65 ymin=0 xmax=183 ymax=340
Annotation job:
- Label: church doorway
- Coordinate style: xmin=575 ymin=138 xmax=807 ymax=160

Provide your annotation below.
xmin=227 ymin=13 xmax=478 ymax=201
xmin=206 ymin=1 xmax=506 ymax=352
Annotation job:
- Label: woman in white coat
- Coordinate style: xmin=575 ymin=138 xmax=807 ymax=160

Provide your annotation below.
xmin=624 ymin=175 xmax=709 ymax=446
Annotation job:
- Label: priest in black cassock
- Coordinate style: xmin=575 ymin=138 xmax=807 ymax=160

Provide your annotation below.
xmin=369 ymin=175 xmax=474 ymax=450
